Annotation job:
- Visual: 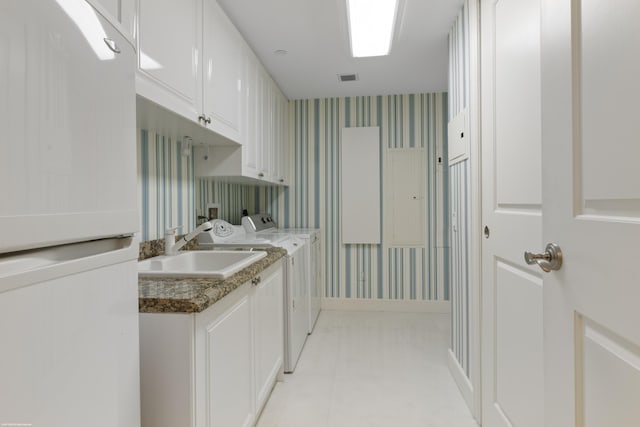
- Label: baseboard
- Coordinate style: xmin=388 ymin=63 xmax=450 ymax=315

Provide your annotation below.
xmin=321 ymin=298 xmax=450 ymax=313
xmin=447 ymin=349 xmax=474 ymax=413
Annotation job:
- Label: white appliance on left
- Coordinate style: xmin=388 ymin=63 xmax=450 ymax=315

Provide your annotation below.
xmin=199 ymin=219 xmax=310 ymax=373
xmin=0 ymin=1 xmax=140 ymax=426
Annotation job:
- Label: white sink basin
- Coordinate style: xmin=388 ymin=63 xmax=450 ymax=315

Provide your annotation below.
xmin=138 ymin=250 xmax=267 ymax=279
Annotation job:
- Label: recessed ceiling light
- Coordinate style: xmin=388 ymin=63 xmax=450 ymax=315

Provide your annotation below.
xmin=273 ymin=49 xmax=288 ymax=56
xmin=346 ymin=0 xmax=398 ymax=58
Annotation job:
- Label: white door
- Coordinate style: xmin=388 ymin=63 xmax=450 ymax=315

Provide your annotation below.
xmin=541 ymin=1 xmax=640 ymax=425
xmin=481 ymin=0 xmax=544 ymax=426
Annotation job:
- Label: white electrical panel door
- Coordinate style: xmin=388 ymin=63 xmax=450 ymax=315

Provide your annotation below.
xmin=341 ymin=127 xmax=381 ymax=244
xmin=386 ymin=149 xmax=425 ymax=246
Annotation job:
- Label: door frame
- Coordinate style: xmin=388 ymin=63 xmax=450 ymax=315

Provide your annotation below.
xmin=446 ymin=0 xmax=483 ymax=421
xmin=468 ymin=0 xmax=482 ymax=419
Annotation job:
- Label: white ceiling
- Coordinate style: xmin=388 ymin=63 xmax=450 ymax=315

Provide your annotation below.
xmin=217 ymin=0 xmax=463 ymax=100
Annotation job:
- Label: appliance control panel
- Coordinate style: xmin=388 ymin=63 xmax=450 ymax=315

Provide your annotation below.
xmin=242 ymin=213 xmax=278 ymax=233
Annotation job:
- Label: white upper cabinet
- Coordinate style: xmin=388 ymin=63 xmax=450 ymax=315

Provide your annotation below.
xmin=126 ymin=0 xmax=242 ymax=144
xmin=135 ymin=0 xmax=201 ymax=121
xmin=258 ymin=69 xmax=273 ymax=180
xmin=202 ymin=0 xmax=242 ymax=142
xmin=195 ymin=46 xmax=290 ymax=186
xmin=126 ymin=0 xmax=290 ymax=181
xmin=242 ymin=46 xmax=260 ymax=178
xmin=274 ymin=87 xmax=290 ymax=185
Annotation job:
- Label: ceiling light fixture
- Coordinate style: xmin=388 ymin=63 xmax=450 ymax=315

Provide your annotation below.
xmin=346 ymin=0 xmax=398 ymax=58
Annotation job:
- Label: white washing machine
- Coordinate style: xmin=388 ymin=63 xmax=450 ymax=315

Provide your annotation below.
xmin=269 ymin=229 xmax=321 ymax=334
xmin=240 ymin=214 xmax=322 ymax=334
xmin=198 ymin=218 xmax=309 ymax=373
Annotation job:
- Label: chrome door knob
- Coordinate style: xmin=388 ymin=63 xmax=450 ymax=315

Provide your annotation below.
xmin=524 ymin=243 xmax=563 ymax=272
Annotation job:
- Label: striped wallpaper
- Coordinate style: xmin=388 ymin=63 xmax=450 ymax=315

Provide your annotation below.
xmin=136 ymin=129 xmax=196 ymax=241
xmin=450 ymin=161 xmax=470 ymax=376
xmin=196 ymin=180 xmax=255 ymax=225
xmin=194 ymin=181 xmax=288 ymax=227
xmin=448 ymin=0 xmax=472 ymax=378
xmin=287 ymin=94 xmax=449 ymax=301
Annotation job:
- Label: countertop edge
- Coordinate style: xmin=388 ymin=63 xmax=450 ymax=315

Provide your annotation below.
xmin=138 ymin=247 xmax=287 ymax=314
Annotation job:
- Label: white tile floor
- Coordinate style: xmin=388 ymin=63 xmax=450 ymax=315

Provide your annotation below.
xmin=256 ymin=310 xmax=479 ymax=427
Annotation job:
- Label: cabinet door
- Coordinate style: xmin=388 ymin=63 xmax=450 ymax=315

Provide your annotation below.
xmin=276 ymin=91 xmax=290 ymax=185
xmin=136 ymin=0 xmax=201 ymax=121
xmin=242 ymin=48 xmax=260 ymax=178
xmin=258 ymin=68 xmax=272 ymax=180
xmin=270 ymin=81 xmax=279 ymax=182
xmin=270 ymin=83 xmax=279 ymax=182
xmin=202 ymin=0 xmax=242 ymax=143
xmin=197 ymin=288 xmax=254 ymax=427
xmin=253 ymin=263 xmax=284 ymax=412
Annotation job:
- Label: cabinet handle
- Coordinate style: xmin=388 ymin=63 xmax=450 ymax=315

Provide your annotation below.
xmin=251 ymin=276 xmax=261 ymax=286
xmin=206 ymin=116 xmax=212 ymax=125
xmin=198 ymin=115 xmax=207 ymax=124
xmin=103 ymin=38 xmax=120 ymax=54
xmin=258 ymin=173 xmax=264 ymax=178
xmin=279 ymin=178 xmax=284 ymax=183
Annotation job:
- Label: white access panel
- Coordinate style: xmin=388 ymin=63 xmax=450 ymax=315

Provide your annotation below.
xmin=341 ymin=127 xmax=381 ymax=244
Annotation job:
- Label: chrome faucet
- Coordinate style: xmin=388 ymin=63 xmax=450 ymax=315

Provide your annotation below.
xmin=165 ymin=222 xmax=213 ymax=255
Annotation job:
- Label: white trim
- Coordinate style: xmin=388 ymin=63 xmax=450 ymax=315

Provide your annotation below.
xmin=467 ymin=0 xmax=483 ymax=421
xmin=447 ymin=349 xmax=474 ymax=412
xmin=321 ymin=298 xmax=450 ymax=313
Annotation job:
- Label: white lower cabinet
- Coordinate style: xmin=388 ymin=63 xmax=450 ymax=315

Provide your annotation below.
xmin=253 ymin=264 xmax=284 ymax=411
xmin=196 ymin=288 xmax=253 ymax=427
xmin=140 ymin=260 xmax=284 ymax=427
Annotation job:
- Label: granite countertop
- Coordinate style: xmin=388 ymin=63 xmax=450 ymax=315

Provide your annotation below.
xmin=138 ymin=244 xmax=287 ymax=314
